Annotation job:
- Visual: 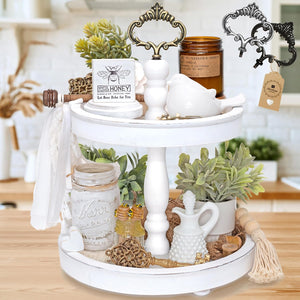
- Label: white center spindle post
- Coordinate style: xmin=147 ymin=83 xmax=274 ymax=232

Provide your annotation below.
xmin=143 ymin=59 xmax=170 ymax=255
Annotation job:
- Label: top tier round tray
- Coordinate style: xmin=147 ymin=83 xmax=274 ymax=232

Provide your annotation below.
xmin=71 ymin=103 xmax=243 ymax=147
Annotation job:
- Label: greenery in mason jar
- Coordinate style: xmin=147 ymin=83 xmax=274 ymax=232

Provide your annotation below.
xmin=249 ymin=137 xmax=282 ymax=161
xmin=79 ymin=145 xmax=147 ymax=206
xmin=176 ymin=143 xmax=264 ymax=203
xmin=75 ymin=19 xmax=132 ymax=68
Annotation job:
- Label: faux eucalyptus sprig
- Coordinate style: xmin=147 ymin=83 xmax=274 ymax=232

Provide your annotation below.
xmin=75 ymin=19 xmax=132 ymax=68
xmin=176 ymin=143 xmax=265 ymax=203
xmin=79 ymin=145 xmax=147 ymax=206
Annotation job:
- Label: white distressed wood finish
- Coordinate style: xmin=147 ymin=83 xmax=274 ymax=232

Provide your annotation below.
xmin=144 ymin=147 xmax=170 ymax=255
xmin=142 ymin=59 xmax=170 ymax=254
xmin=59 ymin=235 xmax=255 ymax=296
xmin=70 ymin=103 xmax=243 ymax=148
xmin=143 ymin=59 xmax=169 ymax=120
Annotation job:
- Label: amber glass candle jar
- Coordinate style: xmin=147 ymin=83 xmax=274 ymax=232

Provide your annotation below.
xmin=179 ymin=36 xmax=223 ymax=97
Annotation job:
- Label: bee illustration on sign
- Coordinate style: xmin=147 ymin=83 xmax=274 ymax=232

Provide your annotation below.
xmin=97 ymin=66 xmax=131 ymax=84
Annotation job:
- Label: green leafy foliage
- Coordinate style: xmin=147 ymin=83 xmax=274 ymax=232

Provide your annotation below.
xmin=219 ymin=137 xmax=282 ymax=161
xmin=219 ymin=137 xmax=248 ymax=157
xmin=176 ymin=144 xmax=264 ymax=203
xmin=249 ymin=137 xmax=282 ymax=161
xmin=75 ymin=19 xmax=132 ymax=68
xmin=79 ymin=144 xmax=147 ymax=206
xmin=118 ymin=153 xmax=147 ymax=206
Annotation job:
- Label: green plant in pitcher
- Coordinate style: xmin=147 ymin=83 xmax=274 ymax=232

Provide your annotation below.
xmin=75 ymin=19 xmax=132 ymax=68
xmin=176 ymin=143 xmax=264 ymax=203
xmin=79 ymin=144 xmax=147 ymax=205
xmin=249 ymin=137 xmax=282 ymax=161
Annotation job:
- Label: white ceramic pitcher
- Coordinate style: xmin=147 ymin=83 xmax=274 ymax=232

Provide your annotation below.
xmin=169 ymin=191 xmax=219 ymax=264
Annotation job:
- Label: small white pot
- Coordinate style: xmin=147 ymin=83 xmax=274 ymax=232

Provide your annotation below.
xmin=255 ymin=160 xmax=277 ymax=181
xmin=196 ymin=198 xmax=236 ymax=242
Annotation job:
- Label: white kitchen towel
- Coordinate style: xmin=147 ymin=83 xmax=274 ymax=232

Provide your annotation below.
xmin=31 ymin=102 xmax=72 ymax=230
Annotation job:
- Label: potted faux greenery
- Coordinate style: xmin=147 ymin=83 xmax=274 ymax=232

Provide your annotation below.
xmin=220 ymin=137 xmax=282 ymax=182
xmin=175 ymin=143 xmax=264 ymax=241
xmin=79 ymin=145 xmax=147 ymax=206
xmin=75 ymin=19 xmax=132 ymax=67
xmin=74 ymin=19 xmax=146 ymax=97
xmin=249 ymin=137 xmax=282 ymax=181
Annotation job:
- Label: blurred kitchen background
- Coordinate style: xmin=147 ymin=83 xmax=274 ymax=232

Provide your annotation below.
xmin=0 ymin=0 xmax=300 ymax=211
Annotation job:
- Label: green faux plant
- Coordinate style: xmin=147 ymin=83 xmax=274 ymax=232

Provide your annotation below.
xmin=75 ymin=19 xmax=132 ymax=68
xmin=249 ymin=137 xmax=282 ymax=161
xmin=219 ymin=137 xmax=248 ymax=157
xmin=176 ymin=143 xmax=265 ymax=203
xmin=79 ymin=145 xmax=147 ymax=205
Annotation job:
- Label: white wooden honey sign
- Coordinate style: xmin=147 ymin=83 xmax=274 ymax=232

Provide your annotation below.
xmin=92 ymin=59 xmax=135 ymax=103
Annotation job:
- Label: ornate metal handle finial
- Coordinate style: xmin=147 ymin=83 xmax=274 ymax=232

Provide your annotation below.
xmin=223 ymin=2 xmax=273 ymax=57
xmin=127 ymin=2 xmax=186 ymax=59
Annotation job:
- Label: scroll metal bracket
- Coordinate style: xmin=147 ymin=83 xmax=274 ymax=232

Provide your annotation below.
xmin=222 ymin=2 xmax=273 ymax=57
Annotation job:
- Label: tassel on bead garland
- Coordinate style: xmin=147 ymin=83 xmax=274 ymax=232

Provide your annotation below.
xmin=236 ymin=208 xmax=284 ymax=284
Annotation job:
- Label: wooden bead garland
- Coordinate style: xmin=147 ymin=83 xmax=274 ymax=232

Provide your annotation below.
xmin=235 ymin=208 xmax=283 ymax=284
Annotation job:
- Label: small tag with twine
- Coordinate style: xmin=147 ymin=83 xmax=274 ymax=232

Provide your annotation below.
xmin=259 ymin=63 xmax=284 ymax=111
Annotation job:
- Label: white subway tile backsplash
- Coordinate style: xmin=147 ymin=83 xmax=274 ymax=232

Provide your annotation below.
xmin=246 ymin=128 xmax=291 ymax=143
xmin=267 ymin=108 xmax=300 ymax=128
xmin=242 ymin=114 xmax=266 ymax=127
xmin=291 ymin=130 xmax=300 ymax=142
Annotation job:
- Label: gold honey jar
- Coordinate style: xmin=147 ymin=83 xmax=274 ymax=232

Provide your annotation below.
xmin=179 ymin=36 xmax=223 ymax=97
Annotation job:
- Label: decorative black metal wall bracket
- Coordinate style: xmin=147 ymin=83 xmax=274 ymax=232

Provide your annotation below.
xmin=252 ymin=22 xmax=297 ymax=68
xmin=223 ymin=3 xmax=297 ymax=68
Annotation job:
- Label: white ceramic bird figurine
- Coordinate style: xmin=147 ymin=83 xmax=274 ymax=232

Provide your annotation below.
xmin=166 ymin=74 xmax=245 ymax=118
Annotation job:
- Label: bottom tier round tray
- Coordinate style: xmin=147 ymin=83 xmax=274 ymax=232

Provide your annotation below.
xmin=59 ymin=235 xmax=255 ymax=296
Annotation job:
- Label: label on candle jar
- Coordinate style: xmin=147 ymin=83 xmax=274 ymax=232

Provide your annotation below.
xmin=180 ymin=55 xmax=220 ymax=78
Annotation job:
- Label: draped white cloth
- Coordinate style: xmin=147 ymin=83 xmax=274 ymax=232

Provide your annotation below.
xmin=31 ymin=103 xmax=72 ymax=230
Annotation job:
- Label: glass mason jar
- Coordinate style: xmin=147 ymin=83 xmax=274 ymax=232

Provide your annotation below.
xmin=71 ymin=162 xmax=120 ymax=251
xmin=179 ymin=36 xmax=223 ymax=97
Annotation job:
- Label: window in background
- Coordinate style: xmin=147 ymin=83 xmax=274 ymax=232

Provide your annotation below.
xmin=272 ymin=0 xmax=300 ymax=105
